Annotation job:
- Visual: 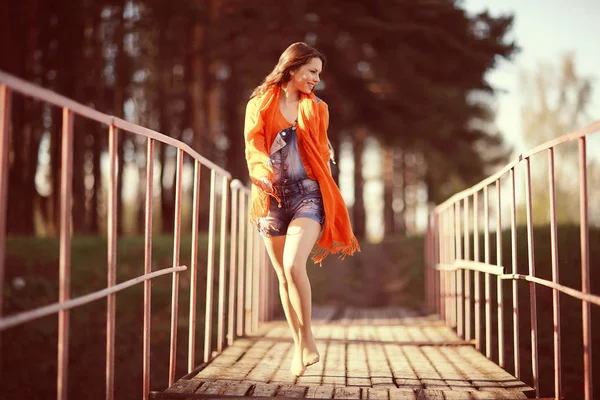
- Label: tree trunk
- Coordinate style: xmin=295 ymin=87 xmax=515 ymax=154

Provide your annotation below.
xmin=190 ymin=21 xmax=206 ymax=154
xmin=136 ymin=149 xmax=147 ymax=235
xmin=383 ymin=145 xmax=394 ymax=235
xmin=395 ymin=149 xmax=407 ymax=236
xmin=91 ymin=127 xmax=101 ymax=234
xmin=113 ymin=0 xmax=127 ymax=234
xmin=81 ymin=1 xmax=103 ymax=235
xmin=157 ymin=23 xmax=173 ymax=233
xmin=5 ymin=0 xmax=41 ymax=235
xmin=47 ymin=106 xmax=61 ymax=235
xmin=7 ymin=101 xmax=37 ymax=234
xmin=71 ymin=119 xmax=87 ymax=233
xmin=159 ymin=143 xmax=174 ymax=234
xmin=69 ymin=7 xmax=89 ymax=234
xmin=329 ymin=131 xmax=341 ymax=185
xmin=352 ymin=128 xmax=366 ymax=238
xmin=0 ymin=0 xmax=11 ymax=72
xmin=223 ymin=57 xmax=246 ymax=182
xmin=403 ymin=151 xmax=418 ymax=235
xmin=204 ymin=0 xmax=219 ymax=162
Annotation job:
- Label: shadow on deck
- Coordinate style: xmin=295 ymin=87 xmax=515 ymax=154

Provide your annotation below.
xmin=150 ymin=307 xmax=533 ymax=400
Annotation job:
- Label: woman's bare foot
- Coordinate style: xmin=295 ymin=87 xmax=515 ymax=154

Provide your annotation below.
xmin=301 ymin=333 xmax=320 ymax=367
xmin=290 ymin=345 xmax=306 ymax=376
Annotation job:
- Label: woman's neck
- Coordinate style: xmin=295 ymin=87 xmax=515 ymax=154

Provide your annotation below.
xmin=280 ymin=82 xmax=300 ymax=103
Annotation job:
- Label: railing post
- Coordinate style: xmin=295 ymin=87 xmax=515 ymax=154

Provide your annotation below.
xmin=217 ymin=175 xmax=230 ymax=352
xmin=495 ymin=179 xmax=504 ymax=369
xmin=424 ymin=217 xmax=430 ymax=311
xmin=245 ymin=205 xmax=254 ymax=335
xmin=0 ymin=84 xmax=11 ymax=348
xmin=524 ymin=157 xmax=540 ymax=397
xmin=483 ymin=185 xmax=492 ymax=360
xmin=427 ymin=211 xmax=434 ymax=312
xmin=455 ymin=202 xmax=463 ymax=337
xmin=438 ymin=212 xmax=445 ymax=321
xmin=547 ymin=148 xmax=562 ymax=399
xmin=509 ymin=167 xmax=521 ymax=379
xmin=270 ymin=258 xmax=277 ymax=321
xmin=227 ymin=181 xmax=240 ymax=346
xmin=473 ymin=191 xmax=481 ymax=352
xmin=204 ymin=169 xmax=218 ymax=362
xmin=463 ymin=197 xmax=471 ymax=342
xmin=434 ymin=212 xmax=440 ymax=316
xmin=252 ymin=229 xmax=261 ymax=333
xmin=58 ymin=107 xmax=74 ymax=400
xmin=142 ymin=138 xmax=155 ymax=400
xmin=168 ymin=149 xmax=184 ymax=385
xmin=236 ymin=192 xmax=246 ymax=337
xmin=106 ymin=124 xmax=118 ymax=400
xmin=579 ymin=137 xmax=592 ymax=400
xmin=441 ymin=210 xmax=447 ymax=322
xmin=447 ymin=209 xmax=452 ymax=326
xmin=188 ymin=161 xmax=201 ymax=372
xmin=450 ymin=207 xmax=457 ymax=329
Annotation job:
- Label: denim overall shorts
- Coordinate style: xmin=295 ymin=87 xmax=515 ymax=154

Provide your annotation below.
xmin=258 ymin=125 xmax=325 ymax=237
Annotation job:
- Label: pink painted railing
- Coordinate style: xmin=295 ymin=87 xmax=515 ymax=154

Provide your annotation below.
xmin=0 ymin=71 xmax=276 ymax=400
xmin=425 ymin=121 xmax=600 ymax=400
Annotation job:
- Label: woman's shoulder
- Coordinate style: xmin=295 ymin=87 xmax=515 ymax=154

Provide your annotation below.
xmin=245 ymin=95 xmax=263 ymax=116
xmin=314 ymin=95 xmax=329 ymax=115
xmin=313 ymin=94 xmax=326 ymax=105
xmin=246 ymin=94 xmax=261 ymax=107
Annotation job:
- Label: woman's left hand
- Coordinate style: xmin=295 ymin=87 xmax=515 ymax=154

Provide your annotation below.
xmin=255 ymin=176 xmax=274 ymax=193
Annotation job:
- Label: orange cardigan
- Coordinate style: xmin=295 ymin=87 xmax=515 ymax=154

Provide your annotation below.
xmin=244 ymin=85 xmax=359 ymax=265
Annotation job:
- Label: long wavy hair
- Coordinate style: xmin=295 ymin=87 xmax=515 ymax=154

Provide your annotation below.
xmin=250 ymin=42 xmax=326 ymax=98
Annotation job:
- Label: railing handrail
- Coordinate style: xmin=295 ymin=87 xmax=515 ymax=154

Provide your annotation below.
xmin=435 ymin=119 xmax=600 ymax=212
xmin=0 ymin=70 xmax=231 ymax=178
xmin=427 ymin=120 xmax=598 ymax=400
xmin=500 ymin=273 xmax=600 ymax=308
xmin=0 ymin=265 xmax=187 ymax=331
xmin=436 ymin=260 xmax=600 ymax=307
xmin=0 ymin=70 xmax=273 ymax=400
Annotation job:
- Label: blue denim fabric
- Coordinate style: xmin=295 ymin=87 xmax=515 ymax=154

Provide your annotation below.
xmin=258 ymin=126 xmax=325 ymax=237
xmin=270 ymin=125 xmax=307 ymax=182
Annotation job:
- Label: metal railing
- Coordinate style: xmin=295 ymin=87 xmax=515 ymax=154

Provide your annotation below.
xmin=425 ymin=121 xmax=600 ymax=400
xmin=0 ymin=71 xmax=276 ymax=400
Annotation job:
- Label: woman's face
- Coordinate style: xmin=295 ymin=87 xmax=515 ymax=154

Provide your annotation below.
xmin=290 ymin=57 xmax=322 ymax=94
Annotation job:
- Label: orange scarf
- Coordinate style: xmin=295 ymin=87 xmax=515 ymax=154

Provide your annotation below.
xmin=244 ymin=85 xmax=360 ymax=265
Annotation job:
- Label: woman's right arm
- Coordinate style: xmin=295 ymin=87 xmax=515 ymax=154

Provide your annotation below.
xmin=244 ymin=98 xmax=273 ymax=191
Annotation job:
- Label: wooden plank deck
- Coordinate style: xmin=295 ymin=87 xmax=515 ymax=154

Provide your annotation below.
xmin=152 ymin=307 xmax=532 ymax=399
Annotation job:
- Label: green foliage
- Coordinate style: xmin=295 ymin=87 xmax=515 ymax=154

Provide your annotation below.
xmin=518 ymin=53 xmax=596 ymax=224
xmin=3 ymin=224 xmax=599 ymax=397
xmin=0 ymin=1 xmax=519 ymax=236
xmin=2 ymin=235 xmax=213 ymax=400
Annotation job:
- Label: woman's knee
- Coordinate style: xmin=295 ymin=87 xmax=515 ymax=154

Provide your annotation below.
xmin=271 ymin=264 xmax=288 ymax=286
xmin=276 ymin=272 xmax=288 ymax=287
xmin=283 ymin=260 xmax=306 ymax=281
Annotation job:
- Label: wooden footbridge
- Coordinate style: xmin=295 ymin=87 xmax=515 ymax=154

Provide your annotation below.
xmin=153 ymin=307 xmax=531 ymax=400
xmin=1 ymin=71 xmax=599 ymax=400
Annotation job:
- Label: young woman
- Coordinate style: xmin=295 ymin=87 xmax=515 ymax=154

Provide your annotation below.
xmin=244 ymin=42 xmax=359 ymax=376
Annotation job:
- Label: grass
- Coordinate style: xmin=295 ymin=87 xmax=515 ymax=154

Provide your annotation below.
xmin=1 ymin=226 xmax=598 ymax=399
xmin=2 ymin=235 xmax=216 ymax=400
xmin=459 ymin=225 xmax=600 ymax=400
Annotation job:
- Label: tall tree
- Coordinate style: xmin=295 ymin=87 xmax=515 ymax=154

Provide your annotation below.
xmin=0 ymin=0 xmax=518 ymax=237
xmin=353 ymin=128 xmax=367 ymax=238
xmin=519 ymin=53 xmax=594 ymax=224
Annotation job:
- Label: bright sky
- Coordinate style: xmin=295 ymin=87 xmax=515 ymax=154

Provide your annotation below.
xmin=462 ymin=0 xmax=600 ymax=152
xmin=362 ymin=2 xmax=600 ymax=240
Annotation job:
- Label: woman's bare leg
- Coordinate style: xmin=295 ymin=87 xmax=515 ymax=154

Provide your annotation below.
xmin=283 ymin=218 xmax=321 ymax=368
xmin=262 ymin=235 xmax=305 ymax=376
